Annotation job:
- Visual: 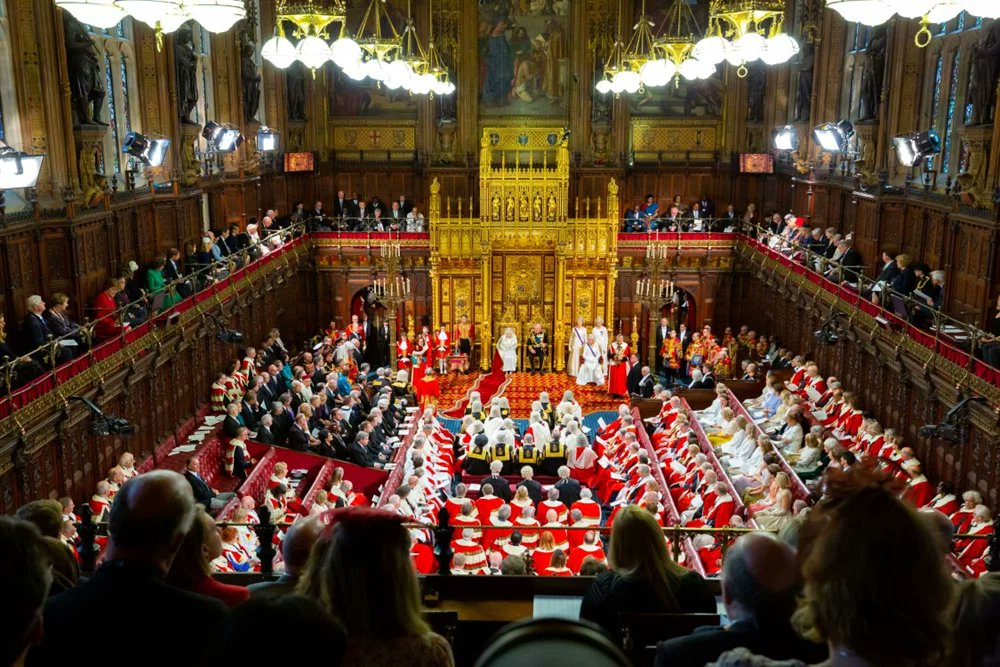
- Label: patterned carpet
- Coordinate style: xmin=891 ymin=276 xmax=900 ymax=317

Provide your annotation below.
xmin=435 ymin=368 xmax=626 ymax=421
xmin=499 ymin=372 xmax=626 ymax=418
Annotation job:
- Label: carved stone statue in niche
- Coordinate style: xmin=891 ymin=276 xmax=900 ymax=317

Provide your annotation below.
xmin=240 ymin=26 xmax=261 ymax=122
xmin=684 ymin=78 xmax=723 ymax=116
xmin=175 ymin=25 xmax=199 ymax=125
xmin=746 ymin=63 xmax=766 ymax=122
xmin=63 ymin=13 xmax=107 ymax=127
xmin=968 ymin=21 xmax=1000 ymax=127
xmin=795 ymin=40 xmax=815 ymax=122
xmin=287 ymin=62 xmax=307 ymax=121
xmin=858 ymin=25 xmax=887 ymax=121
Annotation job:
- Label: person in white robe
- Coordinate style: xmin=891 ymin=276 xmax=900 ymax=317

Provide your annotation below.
xmin=497 ymin=327 xmax=518 ymax=373
xmin=568 ymin=317 xmax=588 ymax=377
xmin=591 ymin=317 xmax=609 ymax=361
xmin=576 ymin=334 xmax=605 ymax=386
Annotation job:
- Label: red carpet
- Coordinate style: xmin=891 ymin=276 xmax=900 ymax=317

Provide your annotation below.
xmin=442 ymin=352 xmax=509 ymax=418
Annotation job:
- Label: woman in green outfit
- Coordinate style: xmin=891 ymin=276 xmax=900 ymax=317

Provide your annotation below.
xmin=146 ymin=255 xmax=177 ymax=313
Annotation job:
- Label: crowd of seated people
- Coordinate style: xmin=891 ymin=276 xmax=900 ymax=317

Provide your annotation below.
xmin=294 ymin=191 xmax=426 ymax=232
xmin=623 ymin=193 xmax=744 ymax=233
xmin=753 ymin=214 xmax=965 ymax=335
xmin=0 ymin=212 xmax=302 ymax=396
xmin=695 ymin=348 xmax=995 ymax=578
xmin=7 ymin=462 xmax=1000 ymax=667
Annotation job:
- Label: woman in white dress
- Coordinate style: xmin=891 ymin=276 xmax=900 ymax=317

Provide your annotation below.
xmin=591 ymin=316 xmax=609 ymax=361
xmin=568 ymin=316 xmax=588 ymax=377
xmin=576 ymin=334 xmax=605 ymax=386
xmin=497 ymin=327 xmax=518 ymax=373
xmin=779 ymin=414 xmax=804 ymax=454
xmin=752 ymin=472 xmax=794 ymax=531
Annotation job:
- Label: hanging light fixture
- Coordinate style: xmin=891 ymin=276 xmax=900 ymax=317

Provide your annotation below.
xmin=647 ymin=0 xmax=716 ymax=87
xmin=423 ymin=0 xmax=455 ymax=97
xmin=696 ymin=0 xmax=797 ymax=77
xmin=54 ymin=0 xmax=128 ymax=29
xmin=261 ymin=1 xmax=348 ymax=75
xmin=615 ymin=0 xmax=657 ymax=93
xmin=183 ymin=0 xmax=246 ymax=32
xmin=354 ymin=0 xmax=403 ymax=83
xmin=826 ymin=1 xmax=1000 ymax=47
xmin=595 ymin=0 xmax=633 ymax=96
xmin=58 ymin=1 xmax=247 ymax=48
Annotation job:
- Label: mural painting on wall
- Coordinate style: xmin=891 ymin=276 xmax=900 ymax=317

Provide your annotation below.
xmin=478 ymin=0 xmax=571 ymax=117
xmin=327 ymin=0 xmax=417 ymax=118
xmin=626 ymin=0 xmax=722 ymax=117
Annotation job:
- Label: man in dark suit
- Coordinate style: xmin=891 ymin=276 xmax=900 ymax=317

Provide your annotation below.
xmin=222 ymin=403 xmax=243 ymax=439
xmin=637 ymin=366 xmax=656 ymax=398
xmin=626 ymin=354 xmax=643 ymax=396
xmin=331 ymin=191 xmax=350 ymax=219
xmin=255 ymin=414 xmax=276 ymax=444
xmin=286 ymin=414 xmax=312 ymax=452
xmin=828 ymin=241 xmax=863 ymax=283
xmin=44 ymin=293 xmax=87 ymax=356
xmin=554 ymin=467 xmax=582 ymax=508
xmin=516 ymin=466 xmax=543 ymax=505
xmin=483 ymin=461 xmax=512 ymax=502
xmin=163 ymin=247 xmax=192 ymax=298
xmin=240 ymin=394 xmax=263 ymax=432
xmin=687 ymin=369 xmax=713 ymax=390
xmin=32 ymin=471 xmax=228 ymax=665
xmin=699 ymin=364 xmax=716 ymax=389
xmin=654 ymin=533 xmax=827 ymax=667
xmin=22 ymin=295 xmax=70 ymax=366
xmin=184 ymin=456 xmax=236 ymax=513
xmin=348 ymin=431 xmax=379 ymax=468
xmin=654 ymin=318 xmax=671 ymax=378
xmin=247 ymin=516 xmax=322 ymax=599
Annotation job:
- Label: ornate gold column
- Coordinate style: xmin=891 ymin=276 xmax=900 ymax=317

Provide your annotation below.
xmin=553 ymin=246 xmax=567 ymax=372
xmin=479 ymin=242 xmax=492 ymax=371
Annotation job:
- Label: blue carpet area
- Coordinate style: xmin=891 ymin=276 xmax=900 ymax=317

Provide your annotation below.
xmin=437 ymin=411 xmax=619 ymax=445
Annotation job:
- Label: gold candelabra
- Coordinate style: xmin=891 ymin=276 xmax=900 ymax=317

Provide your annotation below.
xmin=371 ymin=242 xmax=413 ymax=367
xmin=634 ymin=244 xmax=676 ymax=369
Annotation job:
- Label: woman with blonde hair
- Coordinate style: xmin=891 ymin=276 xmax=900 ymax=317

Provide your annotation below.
xmin=752 ymin=472 xmax=793 ymax=531
xmin=580 ymin=505 xmax=714 ymax=640
xmin=310 ymin=508 xmax=454 ymax=667
xmin=166 ymin=507 xmax=250 ymax=608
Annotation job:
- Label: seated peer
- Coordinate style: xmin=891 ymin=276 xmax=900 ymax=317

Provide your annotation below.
xmin=655 ymin=532 xmax=827 ymax=667
xmin=712 ymin=469 xmax=953 ymax=667
xmin=1 ymin=517 xmax=52 ymax=666
xmin=165 ymin=506 xmax=250 ymax=608
xmin=31 ymin=471 xmax=228 ymax=664
xmin=580 ymin=505 xmax=715 ymax=641
xmin=312 ymin=508 xmax=455 ymax=666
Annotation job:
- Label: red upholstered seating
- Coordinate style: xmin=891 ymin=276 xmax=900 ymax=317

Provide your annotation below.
xmin=239 ymin=448 xmax=278 ymax=504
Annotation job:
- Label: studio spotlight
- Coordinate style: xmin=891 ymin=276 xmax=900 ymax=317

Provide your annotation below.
xmin=256 ymin=126 xmax=279 ymax=152
xmin=202 ymin=121 xmax=244 ymax=153
xmin=122 ymin=132 xmax=170 ymax=167
xmin=892 ymin=130 xmax=941 ymax=167
xmin=773 ymin=125 xmax=798 ymax=152
xmin=813 ymin=120 xmax=854 ymax=153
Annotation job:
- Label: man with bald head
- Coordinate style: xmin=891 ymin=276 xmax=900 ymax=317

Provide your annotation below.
xmin=32 ymin=471 xmax=227 ymax=665
xmin=653 ymin=532 xmax=827 ymax=667
xmin=247 ymin=516 xmax=323 ymax=599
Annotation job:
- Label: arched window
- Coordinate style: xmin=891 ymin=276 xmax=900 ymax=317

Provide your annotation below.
xmin=920 ymin=12 xmax=987 ymax=183
xmin=190 ymin=23 xmax=214 ymax=127
xmin=85 ymin=20 xmax=141 ymax=176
